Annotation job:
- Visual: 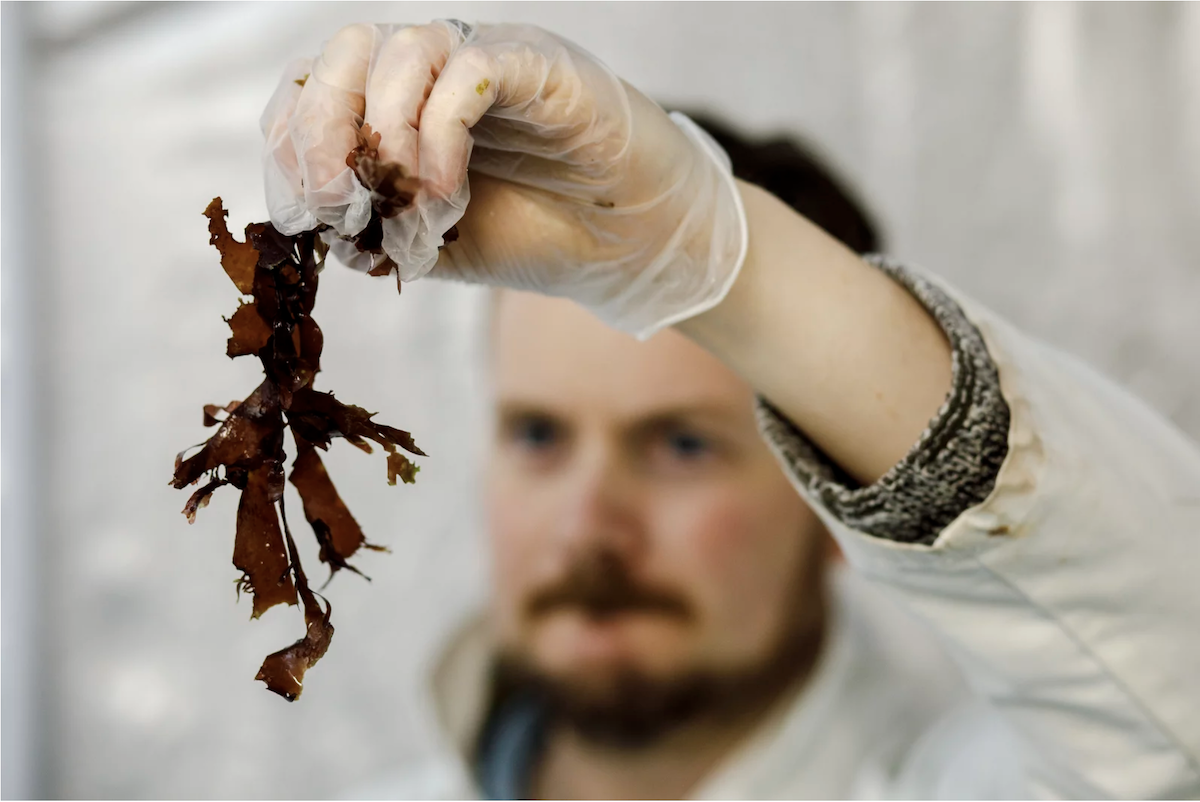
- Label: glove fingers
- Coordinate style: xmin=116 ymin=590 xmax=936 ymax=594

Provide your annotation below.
xmin=409 ymin=28 xmax=569 ymax=274
xmin=419 ymin=25 xmax=631 ymax=201
xmin=415 ymin=45 xmax=496 ymax=203
xmin=290 ymin=23 xmax=380 ymax=235
xmin=321 ymin=231 xmax=375 ymax=273
xmin=378 ymin=38 xmax=503 ymax=280
xmin=365 ymin=21 xmax=466 ymax=171
xmin=262 ymin=56 xmax=318 ymax=235
xmin=364 ymin=21 xmax=471 ymax=280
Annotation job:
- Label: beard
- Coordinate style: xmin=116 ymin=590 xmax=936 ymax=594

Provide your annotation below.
xmin=488 ymin=548 xmax=827 ymax=749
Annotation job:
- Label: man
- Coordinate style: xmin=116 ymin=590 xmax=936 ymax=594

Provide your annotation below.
xmin=264 ymin=21 xmax=1200 ymax=799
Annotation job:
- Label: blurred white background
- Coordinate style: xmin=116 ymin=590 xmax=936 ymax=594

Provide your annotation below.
xmin=3 ymin=1 xmax=1198 ymax=798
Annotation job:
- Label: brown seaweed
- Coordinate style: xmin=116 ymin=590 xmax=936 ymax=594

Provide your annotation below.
xmin=172 ymin=192 xmax=425 ymax=701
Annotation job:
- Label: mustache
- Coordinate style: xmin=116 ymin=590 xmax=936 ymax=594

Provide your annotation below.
xmin=526 ymin=552 xmax=693 ymax=621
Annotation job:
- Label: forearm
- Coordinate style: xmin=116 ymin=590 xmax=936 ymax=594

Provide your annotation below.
xmin=676 ymin=180 xmax=953 ymax=484
xmin=713 ymin=210 xmax=1200 ymax=795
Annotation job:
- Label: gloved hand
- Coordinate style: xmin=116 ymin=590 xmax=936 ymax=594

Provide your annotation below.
xmin=261 ymin=20 xmax=747 ymax=339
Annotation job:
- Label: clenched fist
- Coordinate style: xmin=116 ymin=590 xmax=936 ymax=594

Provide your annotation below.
xmin=261 ymin=20 xmax=746 ymax=338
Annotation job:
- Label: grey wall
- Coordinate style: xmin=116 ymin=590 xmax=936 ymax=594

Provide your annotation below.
xmin=4 ymin=2 xmax=1198 ymax=798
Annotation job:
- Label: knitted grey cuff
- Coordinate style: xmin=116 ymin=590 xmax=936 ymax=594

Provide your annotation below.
xmin=755 ymin=256 xmax=1011 ymax=546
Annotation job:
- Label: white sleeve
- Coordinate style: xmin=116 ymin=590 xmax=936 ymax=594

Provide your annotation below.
xmin=758 ymin=262 xmax=1200 ymax=798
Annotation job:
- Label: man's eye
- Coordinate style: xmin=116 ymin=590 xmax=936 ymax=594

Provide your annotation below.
xmin=512 ymin=417 xmax=560 ymax=450
xmin=664 ymin=430 xmax=711 ymax=459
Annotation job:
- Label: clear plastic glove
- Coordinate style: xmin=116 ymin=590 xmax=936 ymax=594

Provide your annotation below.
xmin=262 ymin=20 xmax=747 ymax=339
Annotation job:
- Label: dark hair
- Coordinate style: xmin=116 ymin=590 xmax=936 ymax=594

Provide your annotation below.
xmin=677 ymin=111 xmax=883 ymax=255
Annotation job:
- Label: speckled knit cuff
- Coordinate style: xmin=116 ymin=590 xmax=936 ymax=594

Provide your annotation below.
xmin=755 ymin=256 xmax=1011 ymax=546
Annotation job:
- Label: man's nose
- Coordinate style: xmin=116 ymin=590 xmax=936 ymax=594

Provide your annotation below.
xmin=554 ymin=442 xmax=646 ymax=563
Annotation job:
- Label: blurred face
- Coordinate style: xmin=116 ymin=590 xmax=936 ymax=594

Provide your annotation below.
xmin=485 ymin=291 xmax=831 ymax=740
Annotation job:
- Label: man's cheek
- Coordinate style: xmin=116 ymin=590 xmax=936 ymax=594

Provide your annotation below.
xmin=486 ymin=491 xmax=548 ymax=638
xmin=658 ymin=494 xmax=773 ymax=575
xmin=654 ymin=497 xmax=794 ymax=644
xmin=487 ymin=472 xmax=555 ymax=558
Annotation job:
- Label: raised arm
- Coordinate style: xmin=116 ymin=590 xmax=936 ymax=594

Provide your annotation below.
xmin=263 ymin=21 xmax=1200 ymax=797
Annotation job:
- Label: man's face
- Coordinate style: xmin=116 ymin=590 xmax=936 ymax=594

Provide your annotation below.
xmin=485 ymin=290 xmax=829 ymax=733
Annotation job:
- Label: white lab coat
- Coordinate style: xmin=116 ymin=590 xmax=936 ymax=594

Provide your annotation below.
xmin=353 ymin=279 xmax=1200 ymax=799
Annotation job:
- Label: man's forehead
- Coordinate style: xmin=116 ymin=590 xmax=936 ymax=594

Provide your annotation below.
xmin=491 ymin=289 xmax=753 ymax=417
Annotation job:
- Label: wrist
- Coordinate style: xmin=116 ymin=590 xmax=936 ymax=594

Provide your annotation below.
xmin=597 ymin=112 xmax=749 ymax=341
xmin=675 ymin=181 xmax=830 ymax=371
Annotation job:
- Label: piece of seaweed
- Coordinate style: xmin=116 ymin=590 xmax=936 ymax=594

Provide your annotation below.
xmin=343 ymin=124 xmax=458 ymax=293
xmin=172 ymin=190 xmax=426 ymax=701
